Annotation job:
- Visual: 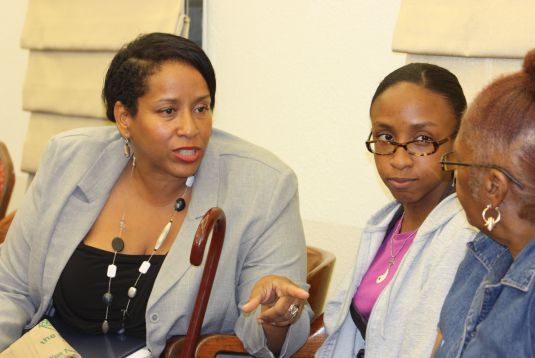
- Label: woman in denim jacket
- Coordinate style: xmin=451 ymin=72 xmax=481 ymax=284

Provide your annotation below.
xmin=433 ymin=49 xmax=535 ymax=357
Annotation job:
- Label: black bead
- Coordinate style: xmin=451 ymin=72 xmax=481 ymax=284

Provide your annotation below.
xmin=102 ymin=292 xmax=113 ymax=305
xmin=112 ymin=237 xmax=124 ymax=252
xmin=175 ymin=198 xmax=186 ymax=212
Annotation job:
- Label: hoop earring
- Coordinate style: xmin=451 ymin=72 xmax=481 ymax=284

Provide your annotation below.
xmin=482 ymin=204 xmax=501 ymax=232
xmin=123 ymin=137 xmax=131 ymax=158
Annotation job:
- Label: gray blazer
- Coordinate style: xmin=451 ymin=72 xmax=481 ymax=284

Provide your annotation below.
xmin=0 ymin=127 xmax=311 ymax=357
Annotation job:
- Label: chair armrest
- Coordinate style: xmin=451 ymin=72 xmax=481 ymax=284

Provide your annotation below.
xmin=182 ymin=314 xmax=326 ymax=357
xmin=292 ymin=314 xmax=326 ymax=357
xmin=163 ymin=335 xmax=186 ymax=357
xmin=163 ymin=334 xmax=247 ymax=357
xmin=195 ymin=334 xmax=248 ymax=356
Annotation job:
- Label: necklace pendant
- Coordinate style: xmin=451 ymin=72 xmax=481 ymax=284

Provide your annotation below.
xmin=102 ymin=319 xmax=109 ymax=334
xmin=376 ymin=267 xmax=390 ymax=284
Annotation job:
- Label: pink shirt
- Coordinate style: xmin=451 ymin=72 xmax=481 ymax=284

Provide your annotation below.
xmin=353 ymin=218 xmax=417 ymax=320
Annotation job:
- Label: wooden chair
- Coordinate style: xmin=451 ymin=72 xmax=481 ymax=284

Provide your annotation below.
xmin=181 ymin=207 xmax=226 ymax=357
xmin=163 ymin=246 xmax=335 ymax=357
xmin=0 ymin=211 xmax=15 ymax=244
xmin=0 ymin=141 xmax=15 ymax=220
xmin=305 ymin=246 xmax=335 ymax=320
xmin=177 ymin=314 xmax=327 ymax=357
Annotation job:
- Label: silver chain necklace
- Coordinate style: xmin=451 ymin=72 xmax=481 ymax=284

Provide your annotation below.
xmin=376 ymin=215 xmax=417 ymax=284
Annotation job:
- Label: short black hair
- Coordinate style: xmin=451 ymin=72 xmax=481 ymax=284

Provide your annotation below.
xmin=370 ymin=63 xmax=466 ymax=130
xmin=102 ymin=32 xmax=216 ymax=122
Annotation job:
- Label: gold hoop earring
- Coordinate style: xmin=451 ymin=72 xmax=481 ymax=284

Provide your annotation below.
xmin=123 ymin=137 xmax=131 ymax=158
xmin=482 ymin=204 xmax=501 ymax=231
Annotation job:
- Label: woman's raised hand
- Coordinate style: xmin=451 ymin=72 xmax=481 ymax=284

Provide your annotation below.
xmin=242 ymin=275 xmax=309 ymax=326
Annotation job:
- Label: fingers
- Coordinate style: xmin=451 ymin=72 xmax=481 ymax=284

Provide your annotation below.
xmin=242 ymin=294 xmax=263 ymax=314
xmin=243 ymin=275 xmax=307 ymax=311
xmin=242 ymin=278 xmax=278 ymax=313
xmin=257 ymin=297 xmax=304 ymax=326
xmin=281 ymin=285 xmax=309 ymax=300
xmin=242 ymin=275 xmax=309 ymax=326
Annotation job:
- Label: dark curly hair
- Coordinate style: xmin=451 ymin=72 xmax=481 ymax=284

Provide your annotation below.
xmin=102 ymin=32 xmax=216 ymax=122
xmin=370 ymin=63 xmax=467 ymax=131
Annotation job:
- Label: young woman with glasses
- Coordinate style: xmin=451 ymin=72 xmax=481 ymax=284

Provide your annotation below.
xmin=432 ymin=50 xmax=535 ymax=357
xmin=316 ymin=63 xmax=478 ymax=358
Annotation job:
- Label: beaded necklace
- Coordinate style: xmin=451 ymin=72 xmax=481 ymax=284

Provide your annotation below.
xmin=101 ymin=157 xmax=194 ymax=334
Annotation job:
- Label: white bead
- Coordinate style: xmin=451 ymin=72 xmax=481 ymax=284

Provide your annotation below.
xmin=107 ymin=264 xmax=117 ymax=278
xmin=155 ymin=222 xmax=172 ymax=250
xmin=186 ymin=176 xmax=195 ymax=187
xmin=128 ymin=286 xmax=137 ymax=298
xmin=139 ymin=260 xmax=151 ymax=274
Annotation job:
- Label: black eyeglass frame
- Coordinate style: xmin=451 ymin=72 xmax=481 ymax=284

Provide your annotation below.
xmin=439 ymin=151 xmax=525 ymax=190
xmin=365 ymin=132 xmax=456 ymax=157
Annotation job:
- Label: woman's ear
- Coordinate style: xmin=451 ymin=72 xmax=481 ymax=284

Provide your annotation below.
xmin=484 ymin=169 xmax=509 ymax=207
xmin=114 ymin=101 xmax=131 ymax=138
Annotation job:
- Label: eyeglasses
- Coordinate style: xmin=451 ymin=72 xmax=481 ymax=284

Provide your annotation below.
xmin=365 ymin=132 xmax=456 ymax=156
xmin=440 ymin=151 xmax=525 ymax=190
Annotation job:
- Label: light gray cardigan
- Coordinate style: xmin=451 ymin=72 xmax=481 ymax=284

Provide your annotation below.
xmin=316 ymin=194 xmax=477 ymax=358
xmin=0 ymin=126 xmax=311 ymax=357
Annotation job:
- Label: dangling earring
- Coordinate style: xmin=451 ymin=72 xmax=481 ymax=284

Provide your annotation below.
xmin=123 ymin=137 xmax=131 ymax=158
xmin=482 ymin=204 xmax=501 ymax=231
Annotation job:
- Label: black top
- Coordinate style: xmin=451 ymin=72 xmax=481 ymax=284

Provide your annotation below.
xmin=53 ymin=241 xmax=166 ymax=338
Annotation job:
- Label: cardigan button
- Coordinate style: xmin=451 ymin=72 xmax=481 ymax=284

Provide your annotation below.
xmin=150 ymin=313 xmax=159 ymax=322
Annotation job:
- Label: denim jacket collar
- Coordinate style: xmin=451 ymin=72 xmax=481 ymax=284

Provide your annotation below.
xmin=467 ymin=233 xmax=508 ymax=271
xmin=469 ymin=234 xmax=535 ymax=292
xmin=502 ymin=237 xmax=535 ymax=292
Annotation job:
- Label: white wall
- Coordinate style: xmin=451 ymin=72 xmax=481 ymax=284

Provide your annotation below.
xmin=0 ymin=1 xmax=405 ymax=298
xmin=204 ymin=1 xmax=405 ymax=295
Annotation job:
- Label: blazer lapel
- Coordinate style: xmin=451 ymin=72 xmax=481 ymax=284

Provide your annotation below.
xmin=42 ymin=137 xmax=128 ymax=295
xmin=148 ymin=140 xmax=221 ymax=308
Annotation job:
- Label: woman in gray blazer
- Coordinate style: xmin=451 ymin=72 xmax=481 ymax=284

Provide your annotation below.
xmin=0 ymin=33 xmax=311 ymax=357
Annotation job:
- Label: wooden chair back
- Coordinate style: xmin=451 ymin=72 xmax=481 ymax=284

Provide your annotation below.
xmin=306 ymin=246 xmax=335 ymax=319
xmin=0 ymin=142 xmax=15 ymax=219
xmin=181 ymin=207 xmax=226 ymax=358
xmin=0 ymin=211 xmax=15 ymax=244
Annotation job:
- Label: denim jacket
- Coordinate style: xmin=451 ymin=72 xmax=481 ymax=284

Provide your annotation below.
xmin=435 ymin=234 xmax=535 ymax=357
